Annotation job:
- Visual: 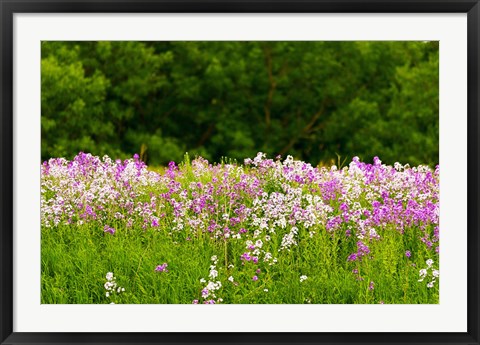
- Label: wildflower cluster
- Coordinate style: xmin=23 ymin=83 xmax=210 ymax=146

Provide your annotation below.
xmin=198 ymin=256 xmax=223 ymax=304
xmin=42 ymin=152 xmax=440 ymax=303
xmin=418 ymin=259 xmax=439 ymax=288
xmin=347 ymin=241 xmax=371 ymax=262
xmin=104 ymin=272 xmax=125 ymax=300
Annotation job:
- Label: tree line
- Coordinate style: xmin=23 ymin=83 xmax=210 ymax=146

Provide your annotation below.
xmin=41 ymin=41 xmax=439 ymax=166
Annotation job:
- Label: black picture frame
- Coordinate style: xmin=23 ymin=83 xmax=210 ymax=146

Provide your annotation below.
xmin=1 ymin=1 xmax=479 ymax=344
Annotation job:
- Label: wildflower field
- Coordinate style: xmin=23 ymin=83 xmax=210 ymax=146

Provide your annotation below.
xmin=41 ymin=152 xmax=439 ymax=304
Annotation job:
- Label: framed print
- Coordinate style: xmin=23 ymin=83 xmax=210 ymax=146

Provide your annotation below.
xmin=1 ymin=1 xmax=479 ymax=345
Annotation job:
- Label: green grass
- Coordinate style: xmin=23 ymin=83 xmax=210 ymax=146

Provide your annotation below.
xmin=41 ymin=220 xmax=438 ymax=304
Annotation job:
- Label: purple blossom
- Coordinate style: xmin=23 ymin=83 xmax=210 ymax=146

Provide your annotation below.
xmin=103 ymin=225 xmax=115 ymax=235
xmin=155 ymin=263 xmax=169 ymax=273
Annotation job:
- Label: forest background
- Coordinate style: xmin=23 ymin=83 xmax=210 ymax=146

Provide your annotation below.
xmin=41 ymin=41 xmax=439 ymax=167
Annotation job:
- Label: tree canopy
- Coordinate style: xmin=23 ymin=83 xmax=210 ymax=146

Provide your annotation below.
xmin=41 ymin=41 xmax=439 ymax=166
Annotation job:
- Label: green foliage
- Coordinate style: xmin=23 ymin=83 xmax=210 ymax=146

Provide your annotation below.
xmin=42 ymin=41 xmax=439 ymax=166
xmin=43 ymin=227 xmax=425 ymax=305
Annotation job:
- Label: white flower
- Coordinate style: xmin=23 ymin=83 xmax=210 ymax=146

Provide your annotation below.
xmin=106 ymin=272 xmax=114 ymax=281
xmin=209 ymin=269 xmax=218 ymax=279
xmin=200 ymin=278 xmax=206 ymax=283
xmin=427 ymin=282 xmax=434 ymax=288
xmin=211 ymin=255 xmax=217 ymax=262
xmin=280 ymin=232 xmax=297 ymax=251
xmin=228 ymin=276 xmax=234 ymax=282
xmin=300 ymin=275 xmax=308 ymax=282
xmin=426 ymin=259 xmax=434 ymax=267
xmin=433 ymin=269 xmax=439 ymax=278
xmin=419 ymin=269 xmax=427 ymax=277
xmin=106 ymin=292 xmax=110 ymax=297
xmin=264 ymin=289 xmax=268 ymax=292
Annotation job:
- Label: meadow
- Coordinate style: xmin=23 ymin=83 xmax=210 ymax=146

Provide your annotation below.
xmin=41 ymin=152 xmax=439 ymax=304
